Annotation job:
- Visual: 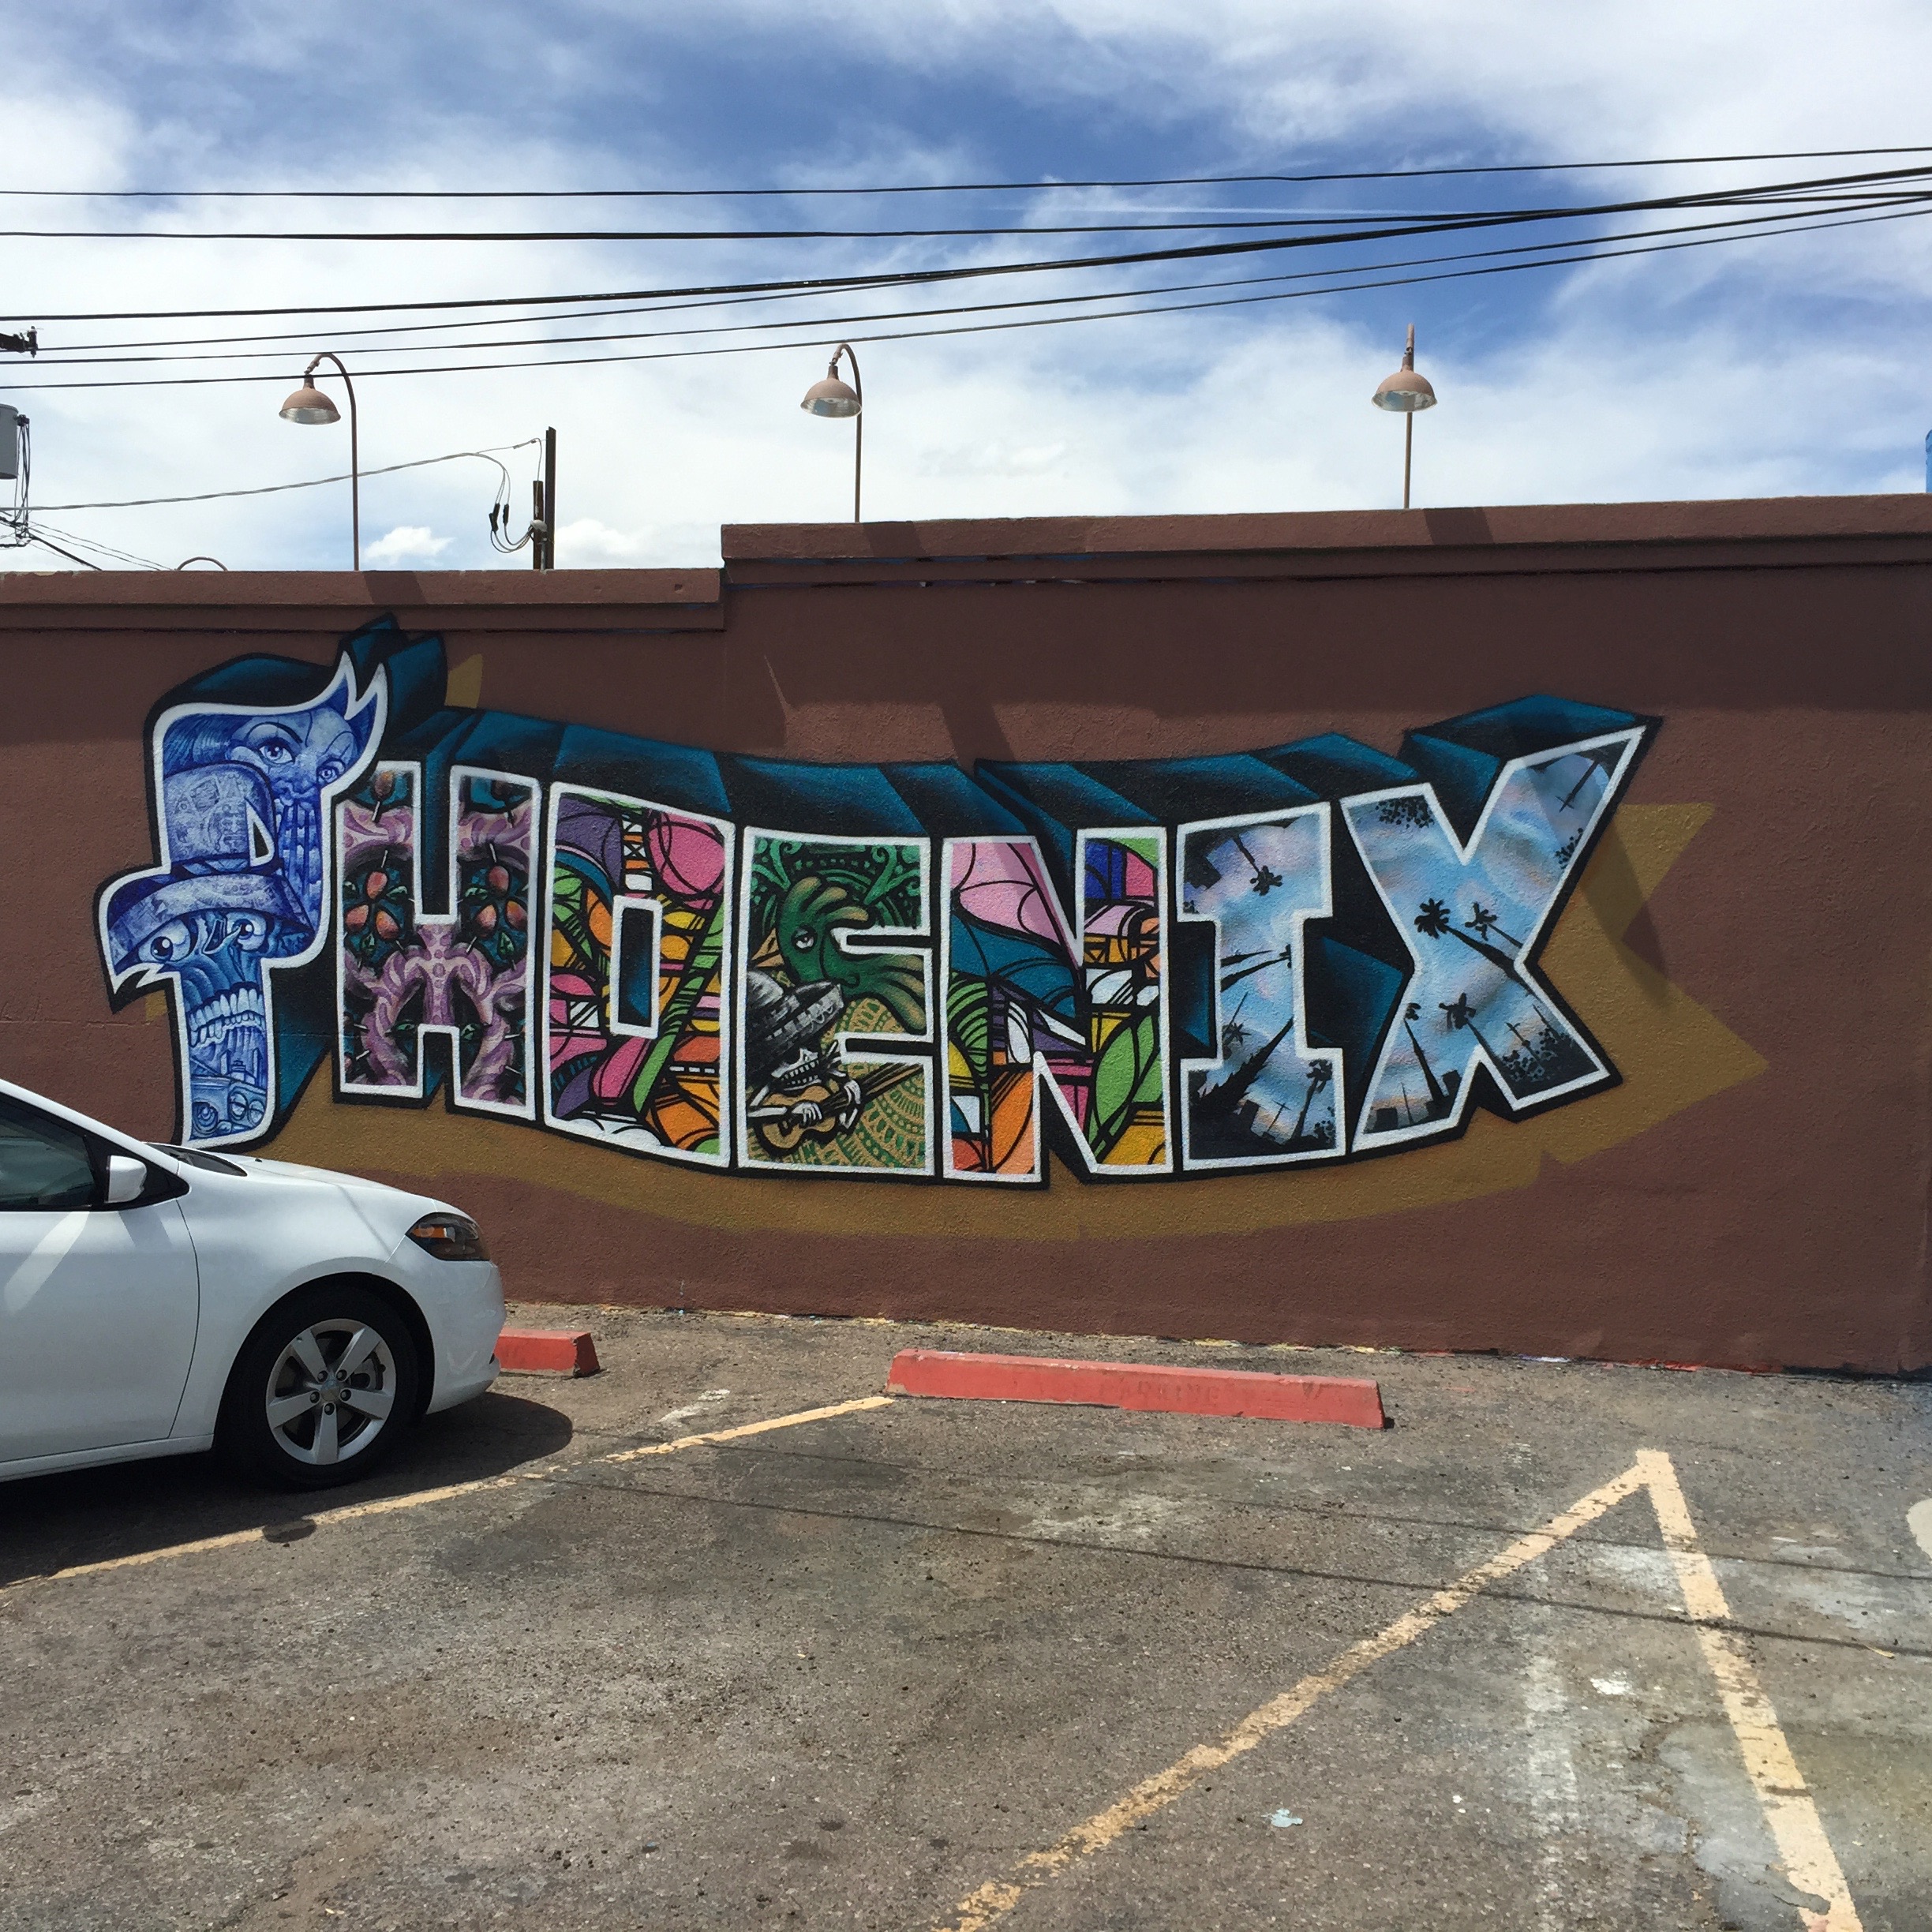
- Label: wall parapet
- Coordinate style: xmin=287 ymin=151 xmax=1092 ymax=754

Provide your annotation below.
xmin=0 ymin=567 xmax=723 ymax=634
xmin=723 ymin=494 xmax=1932 ymax=588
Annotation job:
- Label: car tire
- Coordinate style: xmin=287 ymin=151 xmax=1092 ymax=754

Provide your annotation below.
xmin=219 ymin=1284 xmax=421 ymax=1490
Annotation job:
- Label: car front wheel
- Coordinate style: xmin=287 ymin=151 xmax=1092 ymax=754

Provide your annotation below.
xmin=220 ymin=1285 xmax=421 ymax=1489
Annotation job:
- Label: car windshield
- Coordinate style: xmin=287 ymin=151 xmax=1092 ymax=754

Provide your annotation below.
xmin=151 ymin=1143 xmax=249 ymax=1177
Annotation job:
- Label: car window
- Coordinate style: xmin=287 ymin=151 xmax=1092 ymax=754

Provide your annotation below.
xmin=0 ymin=1098 xmax=99 ymax=1211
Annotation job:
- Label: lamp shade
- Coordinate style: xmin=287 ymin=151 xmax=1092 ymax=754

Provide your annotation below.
xmin=1372 ymin=367 xmax=1436 ymax=413
xmin=801 ymin=376 xmax=861 ymax=418
xmin=279 ymin=384 xmax=340 ymax=425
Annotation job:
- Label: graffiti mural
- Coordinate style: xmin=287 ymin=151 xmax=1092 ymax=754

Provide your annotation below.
xmin=99 ymin=657 xmax=384 ymax=1144
xmin=1342 ymin=726 xmax=1642 ymax=1149
xmin=1178 ymin=806 xmax=1341 ymax=1169
xmin=544 ymin=788 xmax=733 ymax=1163
xmin=943 ymin=833 xmax=1169 ymax=1181
xmin=98 ymin=618 xmax=1657 ymax=1179
xmin=337 ymin=763 xmax=537 ymax=1116
xmin=738 ymin=833 xmax=932 ymax=1175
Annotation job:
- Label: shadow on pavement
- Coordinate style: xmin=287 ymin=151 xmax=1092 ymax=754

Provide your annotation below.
xmin=0 ymin=1391 xmax=574 ymax=1588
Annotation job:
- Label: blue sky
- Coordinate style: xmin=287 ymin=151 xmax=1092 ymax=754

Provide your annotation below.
xmin=3 ymin=2 xmax=1929 ymax=572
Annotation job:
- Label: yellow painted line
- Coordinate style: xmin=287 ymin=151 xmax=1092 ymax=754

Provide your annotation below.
xmin=602 ymin=1394 xmax=893 ymax=1461
xmin=10 ymin=1394 xmax=894 ymax=1594
xmin=1638 ymin=1450 xmax=1863 ymax=1932
xmin=36 ymin=1525 xmax=282 ymax=1582
xmin=935 ymin=1451 xmax=1864 ymax=1932
xmin=933 ymin=1458 xmax=1650 ymax=1932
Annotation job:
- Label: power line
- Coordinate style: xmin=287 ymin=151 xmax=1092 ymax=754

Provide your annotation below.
xmin=5 ymin=161 xmax=1926 ymax=326
xmin=10 ymin=199 xmax=1922 ymax=394
xmin=29 ymin=521 xmax=168 ymax=569
xmin=24 ymin=201 xmax=1901 ymax=370
xmin=19 ymin=534 xmax=103 ymax=569
xmin=39 ymin=181 xmax=1928 ymax=355
xmin=51 ymin=276 xmax=916 ymax=354
xmin=33 ymin=440 xmax=541 ymax=511
xmin=6 ymin=145 xmax=1932 ymax=197
xmin=0 ymin=178 xmax=1920 ymax=244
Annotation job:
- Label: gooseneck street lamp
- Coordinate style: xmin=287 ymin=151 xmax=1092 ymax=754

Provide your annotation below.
xmin=1371 ymin=324 xmax=1437 ymax=511
xmin=279 ymin=351 xmax=361 ymax=568
xmin=800 ymin=343 xmax=863 ymax=522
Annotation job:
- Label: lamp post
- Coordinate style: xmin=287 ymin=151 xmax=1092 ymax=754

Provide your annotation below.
xmin=800 ymin=343 xmax=863 ymax=522
xmin=279 ymin=351 xmax=360 ymax=569
xmin=1371 ymin=324 xmax=1437 ymax=511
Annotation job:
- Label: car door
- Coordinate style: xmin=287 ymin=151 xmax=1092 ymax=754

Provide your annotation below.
xmin=0 ymin=1094 xmax=200 ymax=1463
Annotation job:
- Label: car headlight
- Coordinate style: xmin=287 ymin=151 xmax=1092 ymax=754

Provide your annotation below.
xmin=406 ymin=1213 xmax=490 ymax=1262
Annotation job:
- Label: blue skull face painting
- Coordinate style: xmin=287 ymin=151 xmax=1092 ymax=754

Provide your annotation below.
xmin=100 ymin=656 xmax=384 ymax=1143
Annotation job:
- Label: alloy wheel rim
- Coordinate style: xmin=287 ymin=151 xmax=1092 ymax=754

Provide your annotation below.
xmin=264 ymin=1320 xmax=398 ymax=1466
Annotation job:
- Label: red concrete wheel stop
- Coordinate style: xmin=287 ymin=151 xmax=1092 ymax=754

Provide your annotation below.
xmin=886 ymin=1348 xmax=1385 ymax=1428
xmin=496 ymin=1328 xmax=601 ymax=1376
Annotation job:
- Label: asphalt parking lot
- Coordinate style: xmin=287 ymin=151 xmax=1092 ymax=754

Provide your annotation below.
xmin=2 ymin=1307 xmax=1928 ymax=1932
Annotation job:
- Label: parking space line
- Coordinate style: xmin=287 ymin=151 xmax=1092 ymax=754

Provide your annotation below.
xmin=8 ymin=1394 xmax=895 ymax=1595
xmin=1638 ymin=1450 xmax=1863 ymax=1932
xmin=603 ymin=1395 xmax=892 ymax=1462
xmin=934 ymin=1451 xmax=1864 ymax=1932
xmin=933 ymin=1458 xmax=1650 ymax=1932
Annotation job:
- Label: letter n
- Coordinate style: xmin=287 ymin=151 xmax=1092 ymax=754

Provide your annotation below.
xmin=943 ymin=814 xmax=1172 ymax=1182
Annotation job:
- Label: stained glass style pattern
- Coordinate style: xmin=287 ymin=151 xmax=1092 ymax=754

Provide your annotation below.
xmin=544 ymin=787 xmax=732 ymax=1163
xmin=945 ymin=833 xmax=1170 ymax=1181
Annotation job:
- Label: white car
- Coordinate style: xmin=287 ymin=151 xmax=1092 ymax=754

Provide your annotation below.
xmin=0 ymin=1078 xmax=503 ymax=1490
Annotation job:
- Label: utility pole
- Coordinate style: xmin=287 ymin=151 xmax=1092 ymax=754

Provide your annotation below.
xmin=543 ymin=426 xmax=557 ymax=571
xmin=530 ymin=427 xmax=558 ymax=570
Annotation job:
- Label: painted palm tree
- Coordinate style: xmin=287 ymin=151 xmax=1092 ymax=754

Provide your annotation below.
xmin=1414 ymin=897 xmax=1516 ymax=977
xmin=1197 ymin=1014 xmax=1295 ymax=1121
xmin=1221 ymin=942 xmax=1294 ymax=989
xmin=1230 ymin=833 xmax=1284 ymax=896
xmin=1440 ymin=990 xmax=1500 ymax=1063
xmin=1220 ymin=992 xmax=1252 ymax=1057
xmin=1400 ymin=998 xmax=1447 ymax=1111
xmin=1288 ymin=1058 xmax=1333 ymax=1142
xmin=1465 ymin=901 xmax=1522 ymax=949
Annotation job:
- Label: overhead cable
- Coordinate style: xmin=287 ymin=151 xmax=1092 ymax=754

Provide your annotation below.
xmin=6 ymin=160 xmax=1927 ymax=325
xmin=33 ymin=439 xmax=541 ymax=511
xmin=9 ymin=200 xmax=1923 ymax=394
xmin=2 ymin=163 xmax=1926 ymax=242
xmin=24 ymin=201 xmax=1904 ymax=370
xmin=6 ymin=144 xmax=1932 ymax=197
xmin=37 ymin=189 xmax=1926 ymax=354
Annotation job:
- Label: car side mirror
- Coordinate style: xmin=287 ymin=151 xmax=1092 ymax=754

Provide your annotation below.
xmin=104 ymin=1154 xmax=147 ymax=1207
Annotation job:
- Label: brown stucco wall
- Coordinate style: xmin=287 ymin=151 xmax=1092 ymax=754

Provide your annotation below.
xmin=4 ymin=496 xmax=1927 ymax=1372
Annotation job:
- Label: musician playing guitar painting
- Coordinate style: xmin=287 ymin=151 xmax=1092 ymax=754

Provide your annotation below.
xmin=742 ymin=970 xmax=868 ymax=1154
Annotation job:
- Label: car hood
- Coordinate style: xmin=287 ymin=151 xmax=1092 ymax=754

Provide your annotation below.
xmin=225 ymin=1153 xmax=403 ymax=1191
xmin=216 ymin=1154 xmax=463 ymax=1231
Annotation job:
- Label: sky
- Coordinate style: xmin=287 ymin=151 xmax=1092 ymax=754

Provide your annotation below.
xmin=2 ymin=1 xmax=1929 ymax=573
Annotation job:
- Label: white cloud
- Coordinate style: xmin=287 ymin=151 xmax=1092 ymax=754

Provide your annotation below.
xmin=365 ymin=524 xmax=451 ymax=562
xmin=556 ymin=516 xmax=646 ymax=563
